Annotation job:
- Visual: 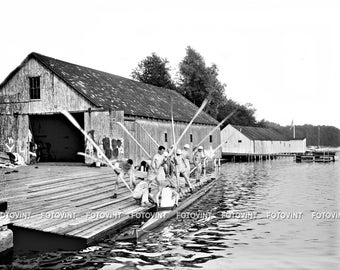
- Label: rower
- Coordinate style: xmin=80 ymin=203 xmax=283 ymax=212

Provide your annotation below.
xmin=174 ymin=149 xmax=193 ymax=192
xmin=155 ymin=183 xmax=179 ymax=209
xmin=193 ymin=146 xmax=204 ymax=183
xmin=112 ymin=159 xmax=135 ymax=199
xmin=131 ymin=177 xmax=153 ymax=207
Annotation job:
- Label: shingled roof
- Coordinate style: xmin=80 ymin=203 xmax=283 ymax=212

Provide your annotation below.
xmin=1 ymin=52 xmax=218 ymax=125
xmin=232 ymin=125 xmax=290 ymax=141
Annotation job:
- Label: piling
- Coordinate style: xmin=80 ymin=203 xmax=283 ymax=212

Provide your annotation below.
xmin=0 ymin=201 xmax=13 ymax=264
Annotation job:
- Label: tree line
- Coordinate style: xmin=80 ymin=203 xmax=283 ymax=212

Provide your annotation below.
xmin=264 ymin=122 xmax=340 ymax=147
xmin=131 ymin=46 xmax=261 ymax=129
xmin=131 ymin=46 xmax=340 ymax=146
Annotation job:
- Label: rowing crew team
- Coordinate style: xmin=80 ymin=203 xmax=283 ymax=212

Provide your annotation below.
xmin=111 ymin=144 xmax=207 ymax=207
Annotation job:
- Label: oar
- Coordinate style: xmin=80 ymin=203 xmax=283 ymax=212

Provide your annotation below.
xmin=170 ymin=96 xmax=176 ymax=147
xmin=190 ymin=134 xmax=235 ymax=174
xmin=138 ymin=123 xmax=159 ymax=147
xmin=77 ymin=152 xmax=117 ymax=166
xmin=169 ymin=99 xmax=208 ymax=156
xmin=196 ymin=109 xmax=237 ymax=146
xmin=117 ymin=122 xmax=152 ymax=159
xmin=61 ymin=110 xmax=133 ymax=193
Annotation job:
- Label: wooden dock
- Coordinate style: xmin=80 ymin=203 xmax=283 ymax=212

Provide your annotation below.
xmin=1 ymin=164 xmax=212 ymax=252
xmin=295 ymin=151 xmax=337 ymax=163
xmin=0 ymin=164 xmax=152 ymax=251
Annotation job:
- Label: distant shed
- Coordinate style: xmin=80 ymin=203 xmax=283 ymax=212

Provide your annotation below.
xmin=221 ymin=124 xmax=306 ymax=156
xmin=0 ymin=52 xmax=220 ymax=164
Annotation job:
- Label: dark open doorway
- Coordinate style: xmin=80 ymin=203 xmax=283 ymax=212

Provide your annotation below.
xmin=30 ymin=113 xmax=84 ymax=162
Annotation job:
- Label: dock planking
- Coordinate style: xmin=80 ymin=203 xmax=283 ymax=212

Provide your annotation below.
xmin=1 ymin=163 xmax=214 ymax=251
xmin=1 ymin=164 xmax=152 ymax=250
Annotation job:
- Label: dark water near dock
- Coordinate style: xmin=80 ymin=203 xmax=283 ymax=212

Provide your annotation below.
xmin=10 ymin=158 xmax=340 ymax=269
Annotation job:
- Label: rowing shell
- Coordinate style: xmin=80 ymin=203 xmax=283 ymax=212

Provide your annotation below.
xmin=117 ymin=173 xmax=218 ymax=241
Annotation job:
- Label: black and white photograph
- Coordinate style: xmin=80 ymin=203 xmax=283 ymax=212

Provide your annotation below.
xmin=0 ymin=0 xmax=339 ymax=269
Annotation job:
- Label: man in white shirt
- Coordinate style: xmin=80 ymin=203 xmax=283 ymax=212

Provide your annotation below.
xmin=155 ymin=184 xmax=179 ymax=209
xmin=131 ymin=177 xmax=152 ymax=207
xmin=174 ymin=149 xmax=193 ymax=191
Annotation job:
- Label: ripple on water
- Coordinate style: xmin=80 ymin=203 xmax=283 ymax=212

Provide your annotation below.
xmin=10 ymin=160 xmax=340 ymax=269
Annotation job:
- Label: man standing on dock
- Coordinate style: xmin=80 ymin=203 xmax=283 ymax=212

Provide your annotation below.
xmin=148 ymin=146 xmax=167 ymax=200
xmin=112 ymin=159 xmax=135 ymax=199
xmin=182 ymin=144 xmax=191 ymax=178
xmin=174 ymin=149 xmax=193 ymax=192
xmin=193 ymin=146 xmax=204 ymax=183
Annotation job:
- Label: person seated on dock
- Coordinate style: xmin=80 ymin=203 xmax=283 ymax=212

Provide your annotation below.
xmin=139 ymin=160 xmax=150 ymax=172
xmin=112 ymin=159 xmax=135 ymax=199
xmin=174 ymin=149 xmax=193 ymax=192
xmin=193 ymin=146 xmax=204 ymax=183
xmin=155 ymin=182 xmax=179 ymax=209
xmin=131 ymin=177 xmax=153 ymax=207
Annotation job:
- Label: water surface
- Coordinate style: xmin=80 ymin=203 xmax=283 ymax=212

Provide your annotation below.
xmin=11 ymin=158 xmax=340 ymax=269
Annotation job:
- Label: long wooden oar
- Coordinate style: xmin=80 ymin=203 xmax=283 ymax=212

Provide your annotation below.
xmin=169 ymin=99 xmax=208 ymax=156
xmin=138 ymin=123 xmax=159 ymax=147
xmin=117 ymin=122 xmax=152 ymax=159
xmin=190 ymin=134 xmax=235 ymax=174
xmin=61 ymin=110 xmax=133 ymax=193
xmin=196 ymin=109 xmax=237 ymax=146
xmin=170 ymin=96 xmax=176 ymax=147
xmin=77 ymin=152 xmax=117 ymax=166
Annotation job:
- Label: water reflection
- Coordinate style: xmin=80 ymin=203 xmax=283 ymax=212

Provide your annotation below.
xmin=10 ymin=159 xmax=340 ymax=269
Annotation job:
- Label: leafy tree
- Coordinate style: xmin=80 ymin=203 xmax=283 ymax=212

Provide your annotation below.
xmin=217 ymin=99 xmax=258 ymax=128
xmin=205 ymin=64 xmax=227 ymax=118
xmin=131 ymin=53 xmax=176 ymax=90
xmin=178 ymin=47 xmax=226 ymax=118
xmin=178 ymin=46 xmax=209 ymax=105
xmin=132 ymin=47 xmax=291 ymax=130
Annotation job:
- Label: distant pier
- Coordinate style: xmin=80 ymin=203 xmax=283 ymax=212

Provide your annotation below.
xmin=222 ymin=153 xmax=295 ymax=162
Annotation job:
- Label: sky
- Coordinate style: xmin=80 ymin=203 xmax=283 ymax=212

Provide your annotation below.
xmin=0 ymin=0 xmax=339 ymax=128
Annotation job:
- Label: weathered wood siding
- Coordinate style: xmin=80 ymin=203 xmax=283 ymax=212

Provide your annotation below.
xmin=0 ymin=59 xmax=97 ymax=162
xmin=0 ymin=115 xmax=29 ymax=156
xmin=82 ymin=114 xmax=220 ymax=165
xmin=0 ymin=59 xmax=95 ymax=114
xmin=221 ymin=124 xmax=253 ymax=154
xmin=83 ymin=111 xmax=125 ymax=164
xmin=125 ymin=119 xmax=220 ymax=164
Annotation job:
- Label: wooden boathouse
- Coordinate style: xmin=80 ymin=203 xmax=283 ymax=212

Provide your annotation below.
xmin=0 ymin=52 xmax=220 ymax=165
xmin=221 ymin=124 xmax=306 ymax=161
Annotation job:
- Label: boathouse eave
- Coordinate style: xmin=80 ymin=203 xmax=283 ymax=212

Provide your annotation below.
xmin=124 ymin=114 xmax=218 ymax=127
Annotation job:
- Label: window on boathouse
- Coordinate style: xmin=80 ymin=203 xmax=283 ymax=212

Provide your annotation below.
xmin=238 ymin=140 xmax=242 ymax=143
xmin=29 ymin=76 xmax=41 ymax=99
xmin=209 ymin=135 xmax=213 ymax=143
xmin=190 ymin=134 xmax=193 ymax=143
xmin=164 ymin=132 xmax=168 ymax=142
